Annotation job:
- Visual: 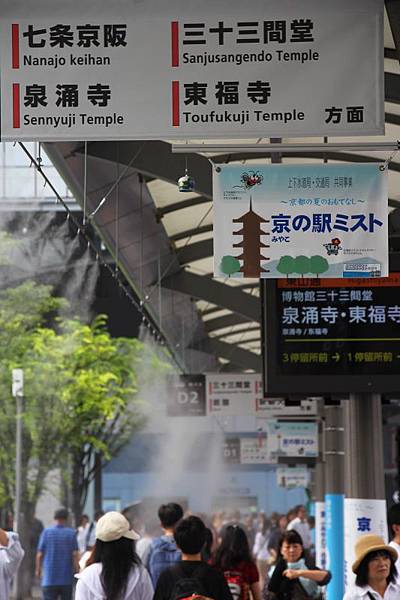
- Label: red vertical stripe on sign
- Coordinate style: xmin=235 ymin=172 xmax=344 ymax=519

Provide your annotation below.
xmin=171 ymin=21 xmax=179 ymax=67
xmin=13 ymin=84 xmax=20 ymax=128
xmin=12 ymin=24 xmax=20 ymax=69
xmin=172 ymin=81 xmax=180 ymax=126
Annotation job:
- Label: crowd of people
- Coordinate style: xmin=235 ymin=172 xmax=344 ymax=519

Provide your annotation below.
xmin=1 ymin=502 xmax=400 ymax=600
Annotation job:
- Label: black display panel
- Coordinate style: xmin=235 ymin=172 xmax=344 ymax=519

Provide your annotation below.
xmin=262 ymin=273 xmax=400 ymax=395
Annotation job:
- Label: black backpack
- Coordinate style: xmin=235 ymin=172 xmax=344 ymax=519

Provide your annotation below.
xmin=170 ymin=563 xmax=208 ymax=600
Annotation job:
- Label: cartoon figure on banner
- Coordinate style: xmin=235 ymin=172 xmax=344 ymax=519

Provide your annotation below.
xmin=323 ymin=238 xmax=342 ymax=256
xmin=234 ymin=171 xmax=264 ymax=190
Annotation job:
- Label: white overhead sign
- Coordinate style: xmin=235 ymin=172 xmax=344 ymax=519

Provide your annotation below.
xmin=0 ymin=0 xmax=383 ymax=140
xmin=268 ymin=420 xmax=319 ymax=458
xmin=277 ymin=467 xmax=310 ymax=488
xmin=206 ymin=373 xmax=262 ymax=416
xmin=240 ymin=437 xmax=276 ymax=464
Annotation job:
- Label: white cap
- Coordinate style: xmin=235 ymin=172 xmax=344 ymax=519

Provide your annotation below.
xmin=95 ymin=512 xmax=140 ymax=542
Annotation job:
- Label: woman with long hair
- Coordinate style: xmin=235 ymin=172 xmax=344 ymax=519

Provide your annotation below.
xmin=212 ymin=524 xmax=261 ymax=600
xmin=343 ymin=534 xmax=399 ymax=600
xmin=75 ymin=512 xmax=153 ymax=600
xmin=267 ymin=530 xmax=330 ymax=600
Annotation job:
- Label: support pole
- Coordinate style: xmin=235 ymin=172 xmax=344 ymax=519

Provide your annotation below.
xmin=343 ymin=395 xmax=388 ymax=588
xmin=314 ymin=402 xmax=327 ymax=569
xmin=344 ymin=394 xmax=385 ymax=499
xmin=324 ymin=405 xmax=345 ymax=600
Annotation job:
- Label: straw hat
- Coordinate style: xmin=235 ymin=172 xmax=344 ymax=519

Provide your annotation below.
xmin=352 ymin=534 xmax=398 ymax=573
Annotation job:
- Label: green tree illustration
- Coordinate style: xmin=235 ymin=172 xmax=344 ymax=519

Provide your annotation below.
xmin=276 ymin=255 xmax=295 ymax=279
xmin=309 ymin=255 xmax=329 ymax=278
xmin=220 ymin=255 xmax=241 ymax=277
xmin=294 ymin=255 xmax=311 ymax=278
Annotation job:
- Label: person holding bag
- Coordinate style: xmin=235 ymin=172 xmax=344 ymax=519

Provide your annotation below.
xmin=267 ymin=531 xmax=330 ymax=600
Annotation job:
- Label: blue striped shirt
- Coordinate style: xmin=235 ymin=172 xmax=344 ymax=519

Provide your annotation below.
xmin=37 ymin=525 xmax=78 ymax=586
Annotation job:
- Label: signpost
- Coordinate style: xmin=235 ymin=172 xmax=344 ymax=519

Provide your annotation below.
xmin=166 ymin=374 xmax=206 ymax=416
xmin=12 ymin=368 xmax=23 ymax=535
xmin=213 ymin=163 xmax=388 ymax=280
xmin=206 ymin=373 xmax=262 ymax=415
xmin=262 ymin=274 xmax=400 ymax=394
xmin=0 ymin=0 xmax=383 ymax=140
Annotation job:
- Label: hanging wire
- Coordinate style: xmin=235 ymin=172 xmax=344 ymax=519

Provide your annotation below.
xmin=88 ymin=143 xmax=145 ymax=219
xmin=381 ymin=147 xmax=399 ymax=171
xmin=142 ymin=202 xmax=213 ymax=308
xmin=217 ymin=285 xmax=259 ymax=372
xmin=115 ymin=143 xmax=119 ymax=275
xmin=83 ymin=141 xmax=88 ymax=225
xmin=17 ymin=141 xmax=184 ymax=372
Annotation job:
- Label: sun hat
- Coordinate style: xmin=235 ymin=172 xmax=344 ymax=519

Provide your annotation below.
xmin=352 ymin=534 xmax=398 ymax=573
xmin=95 ymin=511 xmax=140 ymax=542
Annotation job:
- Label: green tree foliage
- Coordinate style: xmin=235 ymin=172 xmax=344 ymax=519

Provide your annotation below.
xmin=294 ymin=255 xmax=311 ymax=278
xmin=0 ymin=281 xmax=167 ymax=597
xmin=276 ymin=255 xmax=295 ymax=278
xmin=309 ymin=255 xmax=329 ymax=278
xmin=220 ymin=255 xmax=241 ymax=276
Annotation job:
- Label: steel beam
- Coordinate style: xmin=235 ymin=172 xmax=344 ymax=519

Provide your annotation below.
xmin=178 ymin=238 xmax=212 ymax=265
xmin=158 ymin=196 xmax=210 ymax=218
xmin=162 ymin=270 xmax=261 ymax=322
xmin=193 ymin=337 xmax=261 ymax=371
xmin=75 ymin=140 xmax=213 ymax=198
xmin=204 ymin=313 xmax=251 ymax=332
xmin=385 ymin=1 xmax=400 ymax=63
xmin=171 ymin=224 xmax=212 ymax=242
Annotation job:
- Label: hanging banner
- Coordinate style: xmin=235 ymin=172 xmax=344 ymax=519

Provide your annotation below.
xmin=213 ymin=163 xmax=388 ymax=279
xmin=325 ymin=494 xmax=344 ymax=600
xmin=277 ymin=467 xmax=309 ymax=488
xmin=206 ymin=373 xmax=262 ymax=415
xmin=344 ymin=498 xmax=388 ymax=589
xmin=0 ymin=0 xmax=383 ymax=140
xmin=267 ymin=420 xmax=319 ymax=458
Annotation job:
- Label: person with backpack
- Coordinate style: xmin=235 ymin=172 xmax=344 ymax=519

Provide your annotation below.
xmin=146 ymin=503 xmax=183 ymax=587
xmin=212 ymin=524 xmax=261 ymax=600
xmin=153 ymin=516 xmax=233 ymax=600
xmin=75 ymin=511 xmax=153 ymax=600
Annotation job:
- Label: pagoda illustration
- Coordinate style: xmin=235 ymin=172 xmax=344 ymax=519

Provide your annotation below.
xmin=232 ymin=198 xmax=270 ymax=277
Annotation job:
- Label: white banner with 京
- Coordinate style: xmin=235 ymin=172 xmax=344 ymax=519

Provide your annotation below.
xmin=344 ymin=498 xmax=388 ymax=589
xmin=213 ymin=163 xmax=388 ymax=279
xmin=0 ymin=0 xmax=383 ymax=140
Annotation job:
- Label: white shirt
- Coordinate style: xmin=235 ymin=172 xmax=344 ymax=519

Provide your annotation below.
xmin=287 ymin=517 xmax=312 ymax=549
xmin=77 ymin=524 xmax=90 ymax=555
xmin=343 ymin=582 xmax=400 ymax=600
xmin=253 ymin=531 xmax=270 ymax=561
xmin=0 ymin=532 xmax=25 ymax=600
xmin=75 ymin=562 xmax=153 ymax=600
xmin=389 ymin=540 xmax=400 ymax=582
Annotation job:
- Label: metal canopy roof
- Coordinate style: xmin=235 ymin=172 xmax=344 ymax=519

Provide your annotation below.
xmin=44 ymin=4 xmax=400 ymax=373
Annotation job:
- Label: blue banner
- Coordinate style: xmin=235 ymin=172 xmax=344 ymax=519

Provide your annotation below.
xmin=325 ymin=493 xmax=344 ymax=600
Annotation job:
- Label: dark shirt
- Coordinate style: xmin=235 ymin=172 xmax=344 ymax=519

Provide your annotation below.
xmin=154 ymin=560 xmax=233 ymax=600
xmin=268 ymin=557 xmax=331 ymax=600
